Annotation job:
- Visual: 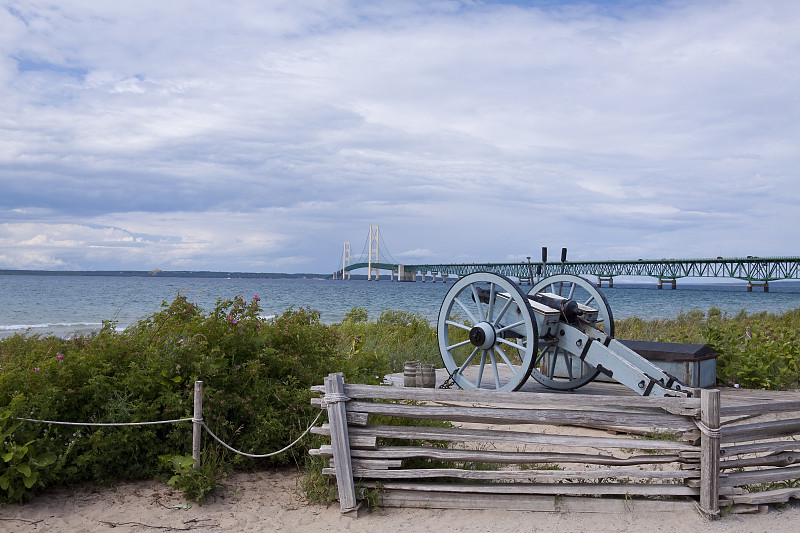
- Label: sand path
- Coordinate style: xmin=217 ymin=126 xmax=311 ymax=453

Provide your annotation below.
xmin=2 ymin=468 xmax=799 ymax=533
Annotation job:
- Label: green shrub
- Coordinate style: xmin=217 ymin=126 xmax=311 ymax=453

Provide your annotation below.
xmin=2 ymin=298 xmax=798 ymax=505
xmin=617 ymin=307 xmax=800 ymax=389
xmin=0 ymin=295 xmax=356 ymax=502
xmin=1 ymin=409 xmax=56 ymax=503
xmin=160 ymin=453 xmax=221 ymax=504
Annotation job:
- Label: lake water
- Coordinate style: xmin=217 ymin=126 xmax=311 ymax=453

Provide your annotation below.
xmin=1 ymin=274 xmax=799 ymax=338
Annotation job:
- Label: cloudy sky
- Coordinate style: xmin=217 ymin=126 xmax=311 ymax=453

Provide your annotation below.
xmin=1 ymin=0 xmax=798 ymax=274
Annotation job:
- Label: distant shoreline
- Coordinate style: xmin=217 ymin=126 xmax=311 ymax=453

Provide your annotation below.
xmin=0 ymin=269 xmax=333 ymax=279
xmin=2 ymin=269 xmax=800 ymax=286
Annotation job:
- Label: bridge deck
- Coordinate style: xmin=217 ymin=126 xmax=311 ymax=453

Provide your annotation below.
xmin=343 ymin=257 xmax=800 ymax=283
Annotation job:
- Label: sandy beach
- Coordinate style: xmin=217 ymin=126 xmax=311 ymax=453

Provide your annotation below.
xmin=1 ymin=467 xmax=799 ymax=533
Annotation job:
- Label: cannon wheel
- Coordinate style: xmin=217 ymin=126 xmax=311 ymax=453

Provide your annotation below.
xmin=438 ymin=272 xmax=538 ymax=391
xmin=527 ymin=274 xmax=615 ymax=391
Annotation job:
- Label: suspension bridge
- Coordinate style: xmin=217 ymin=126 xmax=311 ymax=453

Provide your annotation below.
xmin=334 ymin=226 xmax=800 ymax=291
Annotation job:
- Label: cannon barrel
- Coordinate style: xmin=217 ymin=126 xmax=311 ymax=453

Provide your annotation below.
xmin=473 ymin=286 xmax=584 ymax=323
xmin=529 ymin=293 xmax=583 ymax=323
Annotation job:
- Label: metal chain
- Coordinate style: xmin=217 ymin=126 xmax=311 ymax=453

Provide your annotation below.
xmin=438 ymin=368 xmax=460 ymax=389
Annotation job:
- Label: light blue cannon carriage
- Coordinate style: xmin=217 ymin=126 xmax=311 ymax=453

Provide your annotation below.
xmin=437 ymin=272 xmax=692 ymax=397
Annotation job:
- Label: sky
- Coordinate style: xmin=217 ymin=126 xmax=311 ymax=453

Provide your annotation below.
xmin=1 ymin=0 xmax=798 ymax=274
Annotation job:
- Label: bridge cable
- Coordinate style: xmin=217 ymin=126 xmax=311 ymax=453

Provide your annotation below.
xmin=331 ymin=251 xmax=344 ymax=275
xmin=357 ymin=236 xmax=370 ymax=264
xmin=377 ymin=231 xmax=398 ymax=264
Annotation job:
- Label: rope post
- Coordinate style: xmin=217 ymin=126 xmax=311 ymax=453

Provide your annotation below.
xmin=700 ymin=388 xmax=720 ymax=517
xmin=193 ymin=380 xmax=203 ymax=469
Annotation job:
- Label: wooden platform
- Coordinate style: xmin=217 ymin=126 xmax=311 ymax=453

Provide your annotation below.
xmin=386 ymin=367 xmax=800 ymax=403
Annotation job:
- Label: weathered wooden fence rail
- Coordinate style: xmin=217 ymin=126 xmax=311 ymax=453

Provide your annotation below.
xmin=718 ymin=398 xmax=800 ymax=508
xmin=310 ymin=373 xmax=800 ymax=516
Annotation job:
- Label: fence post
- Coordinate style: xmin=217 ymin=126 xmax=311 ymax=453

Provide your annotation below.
xmin=325 ymin=372 xmax=358 ymax=513
xmin=700 ymin=389 xmax=720 ymax=517
xmin=193 ymin=380 xmax=203 ymax=469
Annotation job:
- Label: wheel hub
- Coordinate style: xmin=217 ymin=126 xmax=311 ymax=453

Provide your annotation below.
xmin=469 ymin=322 xmax=496 ymax=350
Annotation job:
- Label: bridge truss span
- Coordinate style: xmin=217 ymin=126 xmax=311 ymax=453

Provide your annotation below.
xmin=341 ymin=256 xmax=800 ymax=289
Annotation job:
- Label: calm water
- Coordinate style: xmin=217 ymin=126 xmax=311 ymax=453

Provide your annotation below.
xmin=1 ymin=274 xmax=799 ymax=338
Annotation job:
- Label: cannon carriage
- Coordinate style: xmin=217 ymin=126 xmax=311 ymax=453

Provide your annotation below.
xmin=437 ymin=272 xmax=692 ymax=397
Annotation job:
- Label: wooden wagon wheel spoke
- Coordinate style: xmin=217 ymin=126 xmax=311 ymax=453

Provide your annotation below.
xmin=488 ymin=349 xmax=502 ymax=389
xmin=453 ymin=297 xmax=479 ymax=325
xmin=494 ymin=345 xmax=519 ymax=376
xmin=495 ymin=320 xmax=525 ymax=335
xmin=457 ymin=347 xmax=480 ymax=373
xmin=492 ymin=296 xmax=514 ymax=327
xmin=533 ymin=344 xmax=549 ymax=368
xmin=475 ymin=351 xmax=488 ymax=388
xmin=562 ymin=348 xmax=576 ymax=380
xmin=547 ymin=347 xmax=559 ymax=378
xmin=471 ymin=284 xmax=485 ymax=320
xmin=496 ymin=336 xmax=526 ymax=352
xmin=444 ymin=320 xmax=471 ymax=332
xmin=486 ymin=283 xmax=497 ymax=321
xmin=446 ymin=338 xmax=473 ymax=351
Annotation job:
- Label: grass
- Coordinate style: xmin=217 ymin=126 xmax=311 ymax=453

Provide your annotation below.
xmin=616 ymin=306 xmax=800 ymax=390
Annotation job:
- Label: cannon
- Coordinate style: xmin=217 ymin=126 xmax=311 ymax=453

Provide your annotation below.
xmin=437 ymin=272 xmax=691 ymax=397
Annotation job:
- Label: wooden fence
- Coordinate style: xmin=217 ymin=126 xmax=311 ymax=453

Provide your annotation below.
xmin=309 ymin=373 xmax=800 ymax=516
xmin=717 ymin=394 xmax=800 ymax=509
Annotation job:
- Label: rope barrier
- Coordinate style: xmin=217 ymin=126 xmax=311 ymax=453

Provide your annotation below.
xmin=13 ymin=416 xmax=193 ymax=427
xmin=200 ymin=410 xmax=324 ymax=458
xmin=12 ymin=383 xmax=325 ymax=461
xmin=693 ymin=419 xmax=722 ymax=439
xmin=14 ymin=411 xmax=324 ymax=460
xmin=322 ymin=392 xmax=351 ymax=405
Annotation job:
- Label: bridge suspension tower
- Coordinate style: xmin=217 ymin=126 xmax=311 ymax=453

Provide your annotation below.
xmin=340 ymin=241 xmax=351 ymax=280
xmin=368 ymin=225 xmax=379 ymax=281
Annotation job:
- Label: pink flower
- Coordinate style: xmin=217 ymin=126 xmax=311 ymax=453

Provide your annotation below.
xmin=57 ymin=353 xmax=64 ymax=360
xmin=253 ymin=295 xmax=259 ymax=301
xmin=34 ymin=367 xmax=40 ymax=371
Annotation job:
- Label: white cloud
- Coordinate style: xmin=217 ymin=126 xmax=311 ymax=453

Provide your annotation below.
xmin=396 ymin=248 xmax=434 ymax=259
xmin=0 ymin=0 xmax=798 ymax=272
